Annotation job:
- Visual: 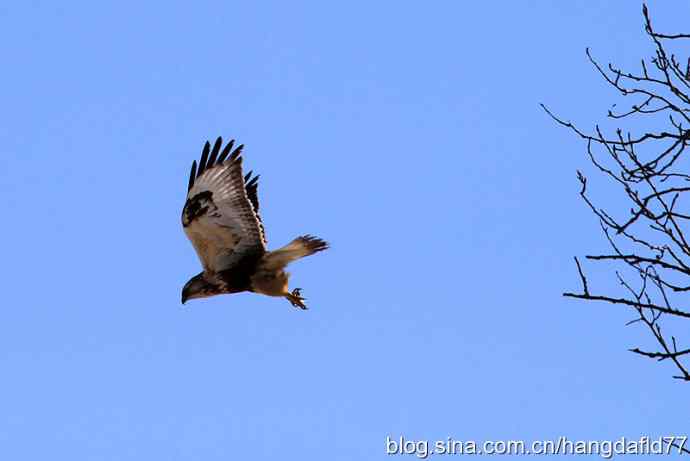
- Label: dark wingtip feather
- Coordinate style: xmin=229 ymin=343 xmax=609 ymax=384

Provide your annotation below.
xmin=208 ymin=136 xmax=222 ymax=167
xmin=187 ymin=137 xmax=249 ymax=193
xmin=229 ymin=144 xmax=244 ymax=163
xmin=245 ymin=174 xmax=259 ymax=188
xmin=244 ymin=170 xmax=260 ymax=214
xmin=218 ymin=139 xmax=235 ymax=164
xmin=198 ymin=141 xmax=211 ymax=177
xmin=188 ymin=160 xmax=197 ymax=191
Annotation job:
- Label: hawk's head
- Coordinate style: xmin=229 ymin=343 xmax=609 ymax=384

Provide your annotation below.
xmin=181 ymin=273 xmax=220 ymax=304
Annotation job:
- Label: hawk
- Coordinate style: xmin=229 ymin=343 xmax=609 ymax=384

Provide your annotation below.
xmin=181 ymin=137 xmax=328 ymax=309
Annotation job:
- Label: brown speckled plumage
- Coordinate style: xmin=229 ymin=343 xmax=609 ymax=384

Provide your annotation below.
xmin=181 ymin=137 xmax=328 ymax=309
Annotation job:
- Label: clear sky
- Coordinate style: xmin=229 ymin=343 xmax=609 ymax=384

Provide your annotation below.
xmin=0 ymin=1 xmax=687 ymax=459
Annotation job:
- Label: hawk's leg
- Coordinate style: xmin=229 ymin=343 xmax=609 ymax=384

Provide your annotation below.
xmin=285 ymin=288 xmax=307 ymax=310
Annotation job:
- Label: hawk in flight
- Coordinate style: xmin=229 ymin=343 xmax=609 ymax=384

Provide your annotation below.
xmin=181 ymin=137 xmax=328 ymax=309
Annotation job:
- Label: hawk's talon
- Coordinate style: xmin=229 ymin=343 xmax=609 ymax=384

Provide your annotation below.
xmin=286 ymin=288 xmax=307 ymax=310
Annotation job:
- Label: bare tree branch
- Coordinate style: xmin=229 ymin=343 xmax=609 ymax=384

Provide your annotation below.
xmin=546 ymin=3 xmax=690 ymax=381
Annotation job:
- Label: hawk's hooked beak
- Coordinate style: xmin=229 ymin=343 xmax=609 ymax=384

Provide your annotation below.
xmin=181 ymin=291 xmax=189 ymax=305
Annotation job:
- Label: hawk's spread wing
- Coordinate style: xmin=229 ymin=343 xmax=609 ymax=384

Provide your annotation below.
xmin=182 ymin=137 xmax=266 ymax=273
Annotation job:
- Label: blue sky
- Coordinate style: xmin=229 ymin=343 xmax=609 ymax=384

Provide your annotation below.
xmin=0 ymin=1 xmax=687 ymax=459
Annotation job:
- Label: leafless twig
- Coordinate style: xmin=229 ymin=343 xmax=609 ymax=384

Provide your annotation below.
xmin=545 ymin=3 xmax=690 ymax=381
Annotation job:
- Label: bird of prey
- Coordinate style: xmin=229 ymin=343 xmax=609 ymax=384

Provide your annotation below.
xmin=181 ymin=137 xmax=328 ymax=309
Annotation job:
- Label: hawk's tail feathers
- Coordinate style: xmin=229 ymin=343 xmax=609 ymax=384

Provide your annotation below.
xmin=291 ymin=235 xmax=329 ymax=255
xmin=262 ymin=235 xmax=329 ymax=270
